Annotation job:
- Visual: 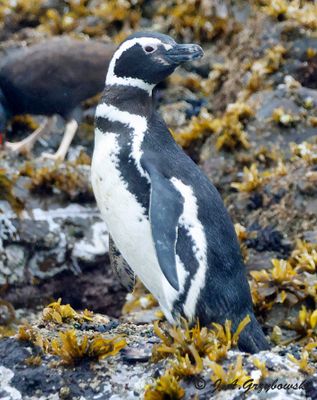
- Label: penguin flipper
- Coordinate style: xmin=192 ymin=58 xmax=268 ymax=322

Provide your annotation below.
xmin=109 ymin=234 xmax=135 ymax=292
xmin=142 ymin=159 xmax=183 ymax=291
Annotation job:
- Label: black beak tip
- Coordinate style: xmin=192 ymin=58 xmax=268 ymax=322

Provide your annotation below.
xmin=192 ymin=45 xmax=204 ymax=59
xmin=166 ymin=43 xmax=204 ymax=64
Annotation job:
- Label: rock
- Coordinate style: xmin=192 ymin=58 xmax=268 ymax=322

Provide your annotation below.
xmin=305 ymin=377 xmax=317 ymax=400
xmin=28 ymin=248 xmax=68 ymax=279
xmin=0 ymin=212 xmax=19 ymax=248
xmin=13 ymin=219 xmax=55 ymax=248
xmin=2 ymin=245 xmax=26 ymax=285
xmin=72 ymin=221 xmax=109 ymax=264
xmin=290 ymin=37 xmax=317 ymax=89
xmin=0 ymin=315 xmax=312 ymax=400
xmin=1 ymin=204 xmax=109 ymax=283
xmin=1 ymin=200 xmax=126 ymax=314
xmin=245 ymin=225 xmax=291 ymax=255
xmin=0 ymin=365 xmax=24 ymax=400
xmin=160 ymin=101 xmax=189 ymax=128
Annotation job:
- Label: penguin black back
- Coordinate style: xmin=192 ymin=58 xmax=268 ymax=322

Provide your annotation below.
xmin=143 ymin=113 xmax=269 ymax=353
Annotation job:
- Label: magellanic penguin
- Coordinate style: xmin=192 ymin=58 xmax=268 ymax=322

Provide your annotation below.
xmin=91 ymin=32 xmax=270 ymax=353
xmin=0 ymin=37 xmax=115 ymax=160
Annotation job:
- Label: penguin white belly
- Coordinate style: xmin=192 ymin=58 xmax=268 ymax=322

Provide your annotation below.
xmin=91 ymin=130 xmax=178 ymax=319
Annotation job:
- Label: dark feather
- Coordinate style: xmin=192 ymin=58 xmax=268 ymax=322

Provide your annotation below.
xmin=141 ymin=111 xmax=270 ymax=353
xmin=142 ymin=157 xmax=184 ymax=291
xmin=109 ymin=234 xmax=135 ymax=292
xmin=0 ymin=37 xmax=116 ymax=122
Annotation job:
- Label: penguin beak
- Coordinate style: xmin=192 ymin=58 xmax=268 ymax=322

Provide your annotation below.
xmin=165 ymin=44 xmax=204 ymax=64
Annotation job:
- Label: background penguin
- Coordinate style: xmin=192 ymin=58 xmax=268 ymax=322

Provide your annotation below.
xmin=0 ymin=37 xmax=115 ymax=160
xmin=91 ymin=31 xmax=270 ymax=353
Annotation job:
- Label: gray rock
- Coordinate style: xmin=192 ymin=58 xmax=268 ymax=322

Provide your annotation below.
xmin=0 ymin=325 xmax=311 ymax=400
xmin=72 ymin=221 xmax=108 ymax=264
xmin=0 ymin=202 xmax=111 ymax=283
xmin=2 ymin=245 xmax=26 ymax=285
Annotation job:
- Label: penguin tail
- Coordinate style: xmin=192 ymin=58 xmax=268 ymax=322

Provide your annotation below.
xmin=237 ymin=314 xmax=270 ymax=354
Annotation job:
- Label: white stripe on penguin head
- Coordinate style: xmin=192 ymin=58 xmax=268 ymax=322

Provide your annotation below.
xmin=106 ymin=37 xmax=172 ymax=94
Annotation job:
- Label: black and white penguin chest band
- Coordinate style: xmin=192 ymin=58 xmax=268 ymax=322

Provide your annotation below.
xmin=92 ymin=119 xmax=207 ymax=322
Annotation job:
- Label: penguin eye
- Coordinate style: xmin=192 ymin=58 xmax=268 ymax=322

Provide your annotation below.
xmin=144 ymin=45 xmax=156 ymax=54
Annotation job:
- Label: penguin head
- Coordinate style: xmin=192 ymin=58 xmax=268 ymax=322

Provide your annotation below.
xmin=106 ymin=32 xmax=203 ymax=92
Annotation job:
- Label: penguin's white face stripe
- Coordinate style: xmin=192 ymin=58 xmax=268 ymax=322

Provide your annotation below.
xmin=96 ymin=102 xmax=149 ymax=181
xmin=170 ymin=177 xmax=208 ymax=319
xmin=106 ymin=37 xmax=173 ymax=93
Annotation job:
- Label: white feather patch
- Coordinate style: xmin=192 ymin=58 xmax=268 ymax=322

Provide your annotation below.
xmin=106 ymin=37 xmax=172 ymax=93
xmin=96 ymin=103 xmax=149 ymax=181
xmin=170 ymin=177 xmax=208 ymax=320
xmin=92 ymin=127 xmax=178 ymax=322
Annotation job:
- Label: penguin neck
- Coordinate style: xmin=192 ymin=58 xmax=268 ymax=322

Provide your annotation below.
xmin=103 ymin=84 xmax=154 ymax=117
